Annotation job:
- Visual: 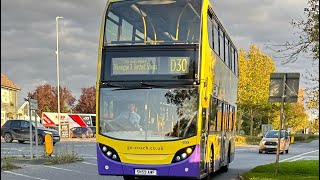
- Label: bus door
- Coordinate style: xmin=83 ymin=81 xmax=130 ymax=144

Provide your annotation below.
xmin=200 ymin=108 xmax=209 ymax=173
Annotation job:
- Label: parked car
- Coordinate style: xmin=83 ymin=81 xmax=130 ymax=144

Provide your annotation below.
xmin=1 ymin=119 xmax=60 ymax=145
xmin=259 ymin=130 xmax=290 ymax=154
xmin=88 ymin=126 xmax=96 ymax=137
xmin=70 ymin=127 xmax=93 ymax=138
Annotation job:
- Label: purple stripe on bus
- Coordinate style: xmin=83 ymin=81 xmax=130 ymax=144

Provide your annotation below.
xmin=97 ymin=144 xmax=200 ymax=177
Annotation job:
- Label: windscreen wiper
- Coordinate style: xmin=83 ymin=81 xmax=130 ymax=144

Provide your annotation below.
xmin=100 ymin=82 xmax=123 ymax=88
xmin=140 ymin=81 xmax=196 ymax=88
xmin=112 ymin=87 xmax=152 ymax=91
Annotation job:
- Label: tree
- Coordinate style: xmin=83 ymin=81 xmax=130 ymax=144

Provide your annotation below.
xmin=74 ymin=86 xmax=96 ymax=114
xmin=269 ymin=0 xmax=319 ymax=117
xmin=269 ymin=0 xmax=319 ymax=62
xmin=310 ymin=118 xmax=319 ymax=133
xmin=27 ymin=83 xmax=76 ymax=117
xmin=237 ymin=45 xmax=276 ymax=136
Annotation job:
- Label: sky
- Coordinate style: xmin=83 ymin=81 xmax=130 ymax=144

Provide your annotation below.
xmin=1 ymin=0 xmax=315 ymax=110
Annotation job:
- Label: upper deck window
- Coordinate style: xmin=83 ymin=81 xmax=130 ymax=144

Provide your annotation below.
xmin=104 ymin=0 xmax=202 ymax=46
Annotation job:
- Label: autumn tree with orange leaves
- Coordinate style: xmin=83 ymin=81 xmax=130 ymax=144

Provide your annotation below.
xmin=74 ymin=86 xmax=96 ymax=114
xmin=27 ymin=83 xmax=76 ymax=117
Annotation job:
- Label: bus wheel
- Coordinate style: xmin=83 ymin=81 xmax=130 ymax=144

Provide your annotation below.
xmin=221 ymin=149 xmax=230 ymax=172
xmin=123 ymin=176 xmax=135 ymax=180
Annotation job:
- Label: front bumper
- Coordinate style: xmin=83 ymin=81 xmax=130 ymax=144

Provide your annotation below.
xmin=97 ymin=144 xmax=200 ymax=178
xmin=259 ymin=144 xmax=285 ymax=151
xmin=52 ymin=136 xmax=60 ymax=143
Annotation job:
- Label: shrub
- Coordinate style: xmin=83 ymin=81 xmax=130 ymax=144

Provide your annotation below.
xmin=235 ymin=135 xmax=261 ymax=145
xmin=1 ymin=158 xmax=20 ymax=170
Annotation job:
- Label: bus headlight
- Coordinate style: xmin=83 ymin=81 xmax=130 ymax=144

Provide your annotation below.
xmin=172 ymin=146 xmax=196 ymax=163
xmin=106 ymin=151 xmax=112 ymax=157
xmin=102 ymin=146 xmax=107 ymax=152
xmin=99 ymin=144 xmax=121 ymax=162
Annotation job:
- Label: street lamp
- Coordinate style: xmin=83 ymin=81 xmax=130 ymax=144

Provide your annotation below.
xmin=56 ymin=16 xmax=63 ymax=136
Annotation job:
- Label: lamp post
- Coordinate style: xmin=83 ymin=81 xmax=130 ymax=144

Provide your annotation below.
xmin=56 ymin=16 xmax=63 ymax=136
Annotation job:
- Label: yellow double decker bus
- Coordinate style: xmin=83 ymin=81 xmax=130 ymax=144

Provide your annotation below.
xmin=96 ymin=0 xmax=238 ymax=179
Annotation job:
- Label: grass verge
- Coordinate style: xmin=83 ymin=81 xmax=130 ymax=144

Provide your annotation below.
xmin=44 ymin=143 xmax=83 ymax=165
xmin=241 ymin=160 xmax=319 ymax=180
xmin=1 ymin=157 xmax=21 ymax=171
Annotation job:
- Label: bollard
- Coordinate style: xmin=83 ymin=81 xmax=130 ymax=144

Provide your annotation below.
xmin=45 ymin=133 xmax=54 ymax=156
xmin=290 ymin=136 xmax=294 ymax=144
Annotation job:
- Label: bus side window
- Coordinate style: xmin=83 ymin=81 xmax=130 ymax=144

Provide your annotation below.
xmin=225 ymin=37 xmax=229 ymax=67
xmin=231 ymin=47 xmax=235 ymax=73
xmin=209 ymin=97 xmax=218 ymax=132
xmin=224 ymin=104 xmax=229 ymax=132
xmin=219 ymin=28 xmax=225 ymax=61
xmin=214 ymin=19 xmax=219 ymax=54
xmin=216 ymin=100 xmax=222 ymax=131
xmin=235 ymin=51 xmax=239 ymax=76
xmin=207 ymin=12 xmax=213 ymax=49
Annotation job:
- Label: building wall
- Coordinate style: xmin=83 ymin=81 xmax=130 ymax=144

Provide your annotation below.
xmin=1 ymin=87 xmax=19 ymax=125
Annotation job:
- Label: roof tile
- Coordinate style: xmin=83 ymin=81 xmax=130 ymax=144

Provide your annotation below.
xmin=1 ymin=73 xmax=21 ymax=90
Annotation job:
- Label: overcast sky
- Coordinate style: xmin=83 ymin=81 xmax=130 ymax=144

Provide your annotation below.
xmin=1 ymin=0 xmax=313 ymax=107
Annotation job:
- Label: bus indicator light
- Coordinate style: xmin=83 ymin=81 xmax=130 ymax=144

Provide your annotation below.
xmin=186 ymin=148 xmax=192 ymax=154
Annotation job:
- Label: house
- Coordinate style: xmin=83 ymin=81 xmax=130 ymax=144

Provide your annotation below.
xmin=17 ymin=101 xmax=41 ymax=121
xmin=1 ymin=73 xmax=21 ymax=126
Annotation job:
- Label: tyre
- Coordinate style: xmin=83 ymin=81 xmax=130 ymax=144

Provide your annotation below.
xmin=53 ymin=142 xmax=56 ymax=146
xmin=81 ymin=134 xmax=86 ymax=138
xmin=206 ymin=148 xmax=213 ymax=180
xmin=4 ymin=133 xmax=13 ymax=143
xmin=259 ymin=150 xmax=263 ymax=154
xmin=18 ymin=140 xmax=25 ymax=143
xmin=37 ymin=135 xmax=44 ymax=145
xmin=221 ymin=163 xmax=229 ymax=172
xmin=285 ymin=149 xmax=289 ymax=154
xmin=221 ymin=147 xmax=230 ymax=172
xmin=123 ymin=175 xmax=135 ymax=180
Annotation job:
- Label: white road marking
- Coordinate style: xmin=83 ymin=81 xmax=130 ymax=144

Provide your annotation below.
xmin=280 ymin=150 xmax=319 ymax=162
xmin=43 ymin=165 xmax=96 ymax=175
xmin=289 ymin=155 xmax=319 ymax=162
xmin=3 ymin=171 xmax=47 ymax=180
xmin=1 ymin=148 xmax=24 ymax=152
xmin=82 ymin=157 xmax=97 ymax=159
xmin=79 ymin=153 xmax=96 ymax=156
xmin=82 ymin=162 xmax=97 ymax=166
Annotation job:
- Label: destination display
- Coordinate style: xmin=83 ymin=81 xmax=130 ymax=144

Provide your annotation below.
xmin=111 ymin=57 xmax=190 ymax=75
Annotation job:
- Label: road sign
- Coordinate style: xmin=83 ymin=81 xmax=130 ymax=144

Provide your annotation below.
xmin=268 ymin=73 xmax=300 ymax=102
xmin=29 ymin=99 xmax=38 ymax=110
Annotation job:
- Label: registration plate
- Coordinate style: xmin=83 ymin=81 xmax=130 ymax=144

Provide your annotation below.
xmin=54 ymin=137 xmax=60 ymax=140
xmin=266 ymin=145 xmax=275 ymax=148
xmin=134 ymin=169 xmax=157 ymax=176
